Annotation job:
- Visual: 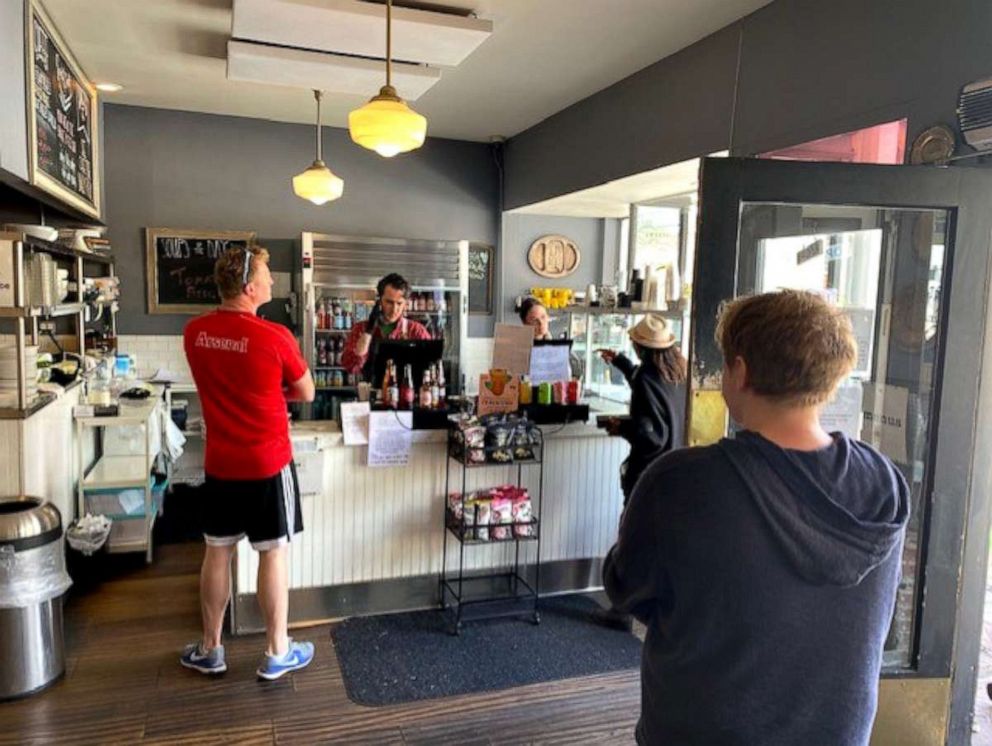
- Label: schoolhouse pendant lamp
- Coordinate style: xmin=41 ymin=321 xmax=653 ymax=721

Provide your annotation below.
xmin=348 ymin=0 xmax=428 ymax=157
xmin=293 ymin=89 xmax=344 ymax=205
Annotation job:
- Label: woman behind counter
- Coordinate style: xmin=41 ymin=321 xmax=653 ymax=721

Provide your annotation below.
xmin=518 ymin=297 xmax=552 ymax=340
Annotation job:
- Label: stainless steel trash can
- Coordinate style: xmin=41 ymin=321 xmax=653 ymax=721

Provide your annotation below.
xmin=0 ymin=496 xmax=72 ymax=699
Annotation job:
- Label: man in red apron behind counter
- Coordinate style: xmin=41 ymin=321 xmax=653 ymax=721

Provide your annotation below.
xmin=181 ymin=246 xmax=316 ymax=681
xmin=340 ymin=272 xmax=432 ymax=379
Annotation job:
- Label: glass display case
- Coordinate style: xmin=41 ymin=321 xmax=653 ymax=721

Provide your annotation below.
xmin=550 ymin=307 xmax=686 ymax=409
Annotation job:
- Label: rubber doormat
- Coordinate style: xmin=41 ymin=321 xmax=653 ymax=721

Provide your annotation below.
xmin=330 ymin=594 xmax=642 ymax=706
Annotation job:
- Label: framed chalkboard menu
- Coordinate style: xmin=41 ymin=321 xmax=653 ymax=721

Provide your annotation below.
xmin=146 ymin=228 xmax=257 ymax=314
xmin=25 ymin=1 xmax=101 ymax=220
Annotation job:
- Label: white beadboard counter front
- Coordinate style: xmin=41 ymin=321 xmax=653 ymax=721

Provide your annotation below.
xmin=231 ymin=419 xmax=629 ymax=632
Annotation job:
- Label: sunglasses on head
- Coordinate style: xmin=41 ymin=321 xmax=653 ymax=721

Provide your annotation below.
xmin=241 ymin=248 xmax=252 ymax=287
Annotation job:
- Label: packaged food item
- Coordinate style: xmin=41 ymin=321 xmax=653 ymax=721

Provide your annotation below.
xmin=552 ymin=381 xmax=566 ymax=404
xmin=491 ymin=496 xmax=513 ymax=540
xmin=463 ymin=499 xmax=477 ymax=540
xmin=447 ymin=491 xmax=465 ymax=522
xmin=537 ymin=381 xmax=552 ymax=405
xmin=485 ymin=418 xmax=514 ymax=463
xmin=512 ymin=417 xmax=538 ymax=460
xmin=474 ymin=498 xmax=492 ymax=541
xmin=512 ymin=493 xmax=535 ymax=538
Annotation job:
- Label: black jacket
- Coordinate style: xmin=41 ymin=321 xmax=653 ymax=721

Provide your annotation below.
xmin=613 ymin=353 xmax=686 ymax=496
xmin=603 ymin=431 xmax=909 ymax=745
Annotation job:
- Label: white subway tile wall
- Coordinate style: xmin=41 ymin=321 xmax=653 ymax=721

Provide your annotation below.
xmin=117 ymin=335 xmax=192 ymax=381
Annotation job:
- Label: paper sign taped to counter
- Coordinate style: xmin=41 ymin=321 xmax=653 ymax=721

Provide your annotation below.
xmin=341 ymin=401 xmax=370 ymax=446
xmin=861 ymin=383 xmax=909 ymax=464
xmin=368 ymin=410 xmax=413 ymax=467
xmin=492 ymin=323 xmax=534 ymax=376
xmin=293 ymin=451 xmax=325 ymax=497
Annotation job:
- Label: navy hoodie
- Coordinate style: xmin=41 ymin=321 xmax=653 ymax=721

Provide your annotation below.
xmin=603 ymin=431 xmax=909 ymax=745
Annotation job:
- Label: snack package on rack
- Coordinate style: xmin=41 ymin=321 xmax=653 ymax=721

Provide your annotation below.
xmin=474 ymin=498 xmax=492 ymax=541
xmin=512 ymin=492 xmax=535 ymax=538
xmin=453 ymin=416 xmax=487 ymax=463
xmin=512 ymin=418 xmax=539 ymax=461
xmin=463 ymin=499 xmax=478 ymax=540
xmin=447 ymin=492 xmax=465 ymax=522
xmin=485 ymin=418 xmax=514 ymax=463
xmin=491 ymin=496 xmax=514 ymax=540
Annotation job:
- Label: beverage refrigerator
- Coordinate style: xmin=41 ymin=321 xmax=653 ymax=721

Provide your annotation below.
xmin=299 ymin=233 xmax=468 ymax=421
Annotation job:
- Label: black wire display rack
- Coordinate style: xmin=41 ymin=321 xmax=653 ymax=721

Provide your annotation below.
xmin=439 ymin=425 xmax=545 ymax=635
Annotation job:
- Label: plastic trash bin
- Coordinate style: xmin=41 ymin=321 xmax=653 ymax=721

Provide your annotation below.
xmin=0 ymin=496 xmax=72 ymax=699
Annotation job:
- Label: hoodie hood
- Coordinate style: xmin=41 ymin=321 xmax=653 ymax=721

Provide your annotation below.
xmin=720 ymin=430 xmax=909 ymax=587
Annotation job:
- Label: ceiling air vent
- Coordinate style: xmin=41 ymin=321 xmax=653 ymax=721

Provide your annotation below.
xmin=958 ymin=78 xmax=992 ymax=151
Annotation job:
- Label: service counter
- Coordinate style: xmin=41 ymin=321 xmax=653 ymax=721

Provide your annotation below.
xmin=231 ymin=415 xmax=630 ymax=633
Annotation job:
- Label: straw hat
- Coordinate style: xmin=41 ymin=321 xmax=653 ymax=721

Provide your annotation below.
xmin=628 ymin=314 xmax=677 ymax=349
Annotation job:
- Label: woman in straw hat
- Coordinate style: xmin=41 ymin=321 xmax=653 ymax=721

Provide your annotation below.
xmin=599 ymin=314 xmax=688 ymax=501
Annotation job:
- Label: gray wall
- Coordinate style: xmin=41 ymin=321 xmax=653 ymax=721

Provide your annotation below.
xmin=505 ymin=0 xmax=992 ymax=209
xmin=104 ymin=104 xmax=499 ymax=335
xmin=500 ymin=214 xmax=612 ymax=322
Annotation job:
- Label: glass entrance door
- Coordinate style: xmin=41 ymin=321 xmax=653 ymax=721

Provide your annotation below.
xmin=688 ymin=157 xmax=992 ymax=743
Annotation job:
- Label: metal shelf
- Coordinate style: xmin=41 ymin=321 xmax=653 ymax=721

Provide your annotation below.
xmin=83 ymin=455 xmax=155 ymax=490
xmin=0 ymin=302 xmax=84 ymax=318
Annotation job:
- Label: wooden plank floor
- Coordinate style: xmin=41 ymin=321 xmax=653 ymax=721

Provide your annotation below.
xmin=0 ymin=544 xmax=641 ymax=745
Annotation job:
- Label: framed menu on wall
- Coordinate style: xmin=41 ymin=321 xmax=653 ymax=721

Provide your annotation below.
xmin=146 ymin=228 xmax=257 ymax=314
xmin=25 ymin=0 xmax=102 ymax=220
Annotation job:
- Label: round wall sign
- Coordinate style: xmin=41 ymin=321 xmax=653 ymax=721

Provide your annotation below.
xmin=528 ymin=234 xmax=581 ymax=278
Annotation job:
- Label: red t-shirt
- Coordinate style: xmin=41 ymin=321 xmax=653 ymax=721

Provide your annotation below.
xmin=183 ymin=310 xmax=307 ymax=480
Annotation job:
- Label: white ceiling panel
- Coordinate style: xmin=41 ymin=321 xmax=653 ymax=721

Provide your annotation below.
xmin=42 ymin=0 xmax=773 ymax=142
xmin=226 ymin=40 xmax=441 ymax=99
xmin=231 ymin=0 xmax=493 ymax=67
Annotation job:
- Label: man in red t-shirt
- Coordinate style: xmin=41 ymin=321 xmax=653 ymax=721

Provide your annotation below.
xmin=341 ymin=272 xmax=432 ymax=377
xmin=181 ymin=246 xmax=316 ymax=681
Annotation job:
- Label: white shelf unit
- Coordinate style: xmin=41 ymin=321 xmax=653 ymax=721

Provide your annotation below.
xmin=164 ymin=382 xmax=205 ymax=486
xmin=75 ymin=391 xmax=162 ymax=562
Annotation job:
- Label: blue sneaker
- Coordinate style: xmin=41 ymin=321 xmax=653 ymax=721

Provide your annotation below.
xmin=256 ymin=639 xmax=314 ymax=681
xmin=180 ymin=642 xmax=227 ymax=675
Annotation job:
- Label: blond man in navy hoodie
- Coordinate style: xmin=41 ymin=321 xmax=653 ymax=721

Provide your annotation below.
xmin=605 ymin=290 xmax=908 ymax=745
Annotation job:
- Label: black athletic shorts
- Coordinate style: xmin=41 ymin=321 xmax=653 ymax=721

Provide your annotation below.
xmin=202 ymin=461 xmax=303 ymax=551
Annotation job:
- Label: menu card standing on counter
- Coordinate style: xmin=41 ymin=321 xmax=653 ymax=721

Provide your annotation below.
xmin=368 ymin=410 xmax=413 ymax=467
xmin=492 ymin=323 xmax=534 ymax=376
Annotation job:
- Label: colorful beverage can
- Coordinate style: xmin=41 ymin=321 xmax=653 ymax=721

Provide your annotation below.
xmin=537 ymin=381 xmax=552 ymax=405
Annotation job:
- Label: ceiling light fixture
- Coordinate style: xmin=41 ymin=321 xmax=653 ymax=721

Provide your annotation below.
xmin=95 ymin=82 xmax=124 ymax=93
xmin=348 ymin=0 xmax=427 ymax=158
xmin=293 ymin=89 xmax=344 ymax=205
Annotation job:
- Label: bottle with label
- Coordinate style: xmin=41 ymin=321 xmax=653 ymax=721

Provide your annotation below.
xmin=343 ymin=300 xmax=352 ymax=329
xmin=382 ymin=359 xmax=393 ymax=406
xmin=436 ymin=363 xmax=447 ymax=409
xmin=387 ymin=362 xmax=399 ymax=409
xmin=317 ymin=338 xmax=327 ymax=366
xmin=419 ymin=367 xmax=433 ymax=409
xmin=316 ymin=298 xmax=326 ymax=330
xmin=400 ymin=364 xmax=414 ymax=410
xmin=519 ymin=374 xmax=532 ymax=405
xmin=429 ymin=363 xmax=440 ymax=408
xmin=426 ymin=293 xmax=436 ymax=312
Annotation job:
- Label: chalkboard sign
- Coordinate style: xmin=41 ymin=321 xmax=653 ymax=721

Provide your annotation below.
xmin=468 ymin=243 xmax=494 ymax=314
xmin=26 ymin=2 xmax=101 ymax=220
xmin=146 ymin=228 xmax=257 ymax=314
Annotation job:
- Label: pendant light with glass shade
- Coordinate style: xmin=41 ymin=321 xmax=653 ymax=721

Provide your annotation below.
xmin=293 ymin=89 xmax=344 ymax=205
xmin=348 ymin=0 xmax=428 ymax=157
